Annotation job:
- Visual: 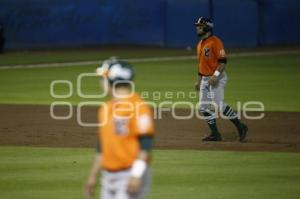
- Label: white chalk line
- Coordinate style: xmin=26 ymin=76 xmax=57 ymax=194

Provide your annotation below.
xmin=0 ymin=50 xmax=299 ymax=70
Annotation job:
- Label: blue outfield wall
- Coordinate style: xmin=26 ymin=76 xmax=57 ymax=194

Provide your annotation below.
xmin=0 ymin=0 xmax=103 ymax=48
xmin=0 ymin=0 xmax=164 ymax=49
xmin=97 ymin=1 xmax=165 ymax=46
xmin=164 ymin=0 xmax=210 ymax=48
xmin=259 ymin=0 xmax=300 ymax=45
xmin=213 ymin=0 xmax=258 ymax=47
xmin=0 ymin=0 xmax=299 ymax=49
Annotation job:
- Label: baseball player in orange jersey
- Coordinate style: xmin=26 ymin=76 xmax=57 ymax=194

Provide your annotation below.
xmin=194 ymin=17 xmax=248 ymax=142
xmin=84 ymin=58 xmax=155 ymax=199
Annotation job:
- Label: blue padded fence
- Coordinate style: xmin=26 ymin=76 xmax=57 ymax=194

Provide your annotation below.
xmin=0 ymin=0 xmax=299 ymax=49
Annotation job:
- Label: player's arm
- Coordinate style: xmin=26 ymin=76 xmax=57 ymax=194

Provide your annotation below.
xmin=209 ymin=39 xmax=227 ymax=86
xmin=215 ymin=58 xmax=227 ymax=73
xmin=127 ymin=135 xmax=154 ymax=195
xmin=137 ymin=135 xmax=154 ymax=162
xmin=84 ymin=141 xmax=102 ymax=198
xmin=208 ymin=58 xmax=226 ymax=86
xmin=213 ymin=57 xmax=227 ymax=77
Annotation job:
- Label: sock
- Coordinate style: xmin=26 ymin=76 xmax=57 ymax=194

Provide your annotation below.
xmin=223 ymin=105 xmax=242 ymax=129
xmin=202 ymin=111 xmax=220 ymax=136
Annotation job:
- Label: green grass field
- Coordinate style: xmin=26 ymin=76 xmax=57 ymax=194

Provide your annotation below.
xmin=1 ymin=147 xmax=299 ymax=199
xmin=0 ymin=49 xmax=300 ymax=199
xmin=0 ymin=50 xmax=300 ymax=111
xmin=0 ymin=48 xmax=195 ymax=65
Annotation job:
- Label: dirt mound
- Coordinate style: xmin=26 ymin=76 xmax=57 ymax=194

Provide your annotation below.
xmin=0 ymin=104 xmax=299 ymax=152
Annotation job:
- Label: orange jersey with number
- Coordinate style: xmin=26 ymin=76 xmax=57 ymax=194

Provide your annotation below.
xmin=98 ymin=92 xmax=154 ymax=171
xmin=197 ymin=35 xmax=226 ymax=76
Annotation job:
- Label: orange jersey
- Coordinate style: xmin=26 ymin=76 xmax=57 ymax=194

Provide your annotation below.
xmin=197 ymin=35 xmax=226 ymax=76
xmin=98 ymin=92 xmax=154 ymax=171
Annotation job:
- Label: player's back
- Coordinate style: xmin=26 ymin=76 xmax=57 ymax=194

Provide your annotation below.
xmin=98 ymin=92 xmax=154 ymax=171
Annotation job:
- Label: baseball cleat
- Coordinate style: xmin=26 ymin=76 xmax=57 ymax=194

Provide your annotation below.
xmin=202 ymin=134 xmax=222 ymax=141
xmin=238 ymin=124 xmax=248 ymax=142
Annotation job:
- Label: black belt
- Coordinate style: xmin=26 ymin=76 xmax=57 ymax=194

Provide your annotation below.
xmin=198 ymin=72 xmax=212 ymax=77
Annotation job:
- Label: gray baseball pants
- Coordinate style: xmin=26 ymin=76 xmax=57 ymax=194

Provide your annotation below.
xmin=100 ymin=169 xmax=151 ymax=199
xmin=199 ymin=72 xmax=228 ymax=116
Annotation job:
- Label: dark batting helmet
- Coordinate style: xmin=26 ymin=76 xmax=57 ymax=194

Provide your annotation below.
xmin=194 ymin=17 xmax=214 ymax=32
xmin=96 ymin=57 xmax=134 ymax=85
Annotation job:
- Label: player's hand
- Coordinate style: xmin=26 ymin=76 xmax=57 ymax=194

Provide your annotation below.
xmin=84 ymin=175 xmax=97 ymax=198
xmin=195 ymin=81 xmax=200 ymax=91
xmin=208 ymin=76 xmax=218 ymax=86
xmin=127 ymin=177 xmax=142 ymax=196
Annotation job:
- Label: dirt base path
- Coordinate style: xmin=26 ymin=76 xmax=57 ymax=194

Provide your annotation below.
xmin=0 ymin=104 xmax=299 ymax=152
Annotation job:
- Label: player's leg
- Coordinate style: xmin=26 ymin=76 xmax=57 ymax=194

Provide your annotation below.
xmin=131 ymin=169 xmax=152 ymax=199
xmin=115 ymin=179 xmax=129 ymax=199
xmin=214 ymin=73 xmax=248 ymax=141
xmin=101 ymin=188 xmax=116 ymax=199
xmin=101 ymin=171 xmax=117 ymax=199
xmin=115 ymin=169 xmax=151 ymax=199
xmin=222 ymin=104 xmax=248 ymax=141
xmin=199 ymin=76 xmax=222 ymax=141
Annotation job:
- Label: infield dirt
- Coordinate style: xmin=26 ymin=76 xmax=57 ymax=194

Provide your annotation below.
xmin=0 ymin=104 xmax=299 ymax=152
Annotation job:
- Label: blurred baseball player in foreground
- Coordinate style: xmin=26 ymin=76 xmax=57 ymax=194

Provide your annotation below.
xmin=194 ymin=17 xmax=248 ymax=142
xmin=84 ymin=58 xmax=155 ymax=199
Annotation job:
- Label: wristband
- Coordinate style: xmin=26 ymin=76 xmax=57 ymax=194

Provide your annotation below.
xmin=213 ymin=70 xmax=220 ymax=77
xmin=130 ymin=159 xmax=147 ymax=178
